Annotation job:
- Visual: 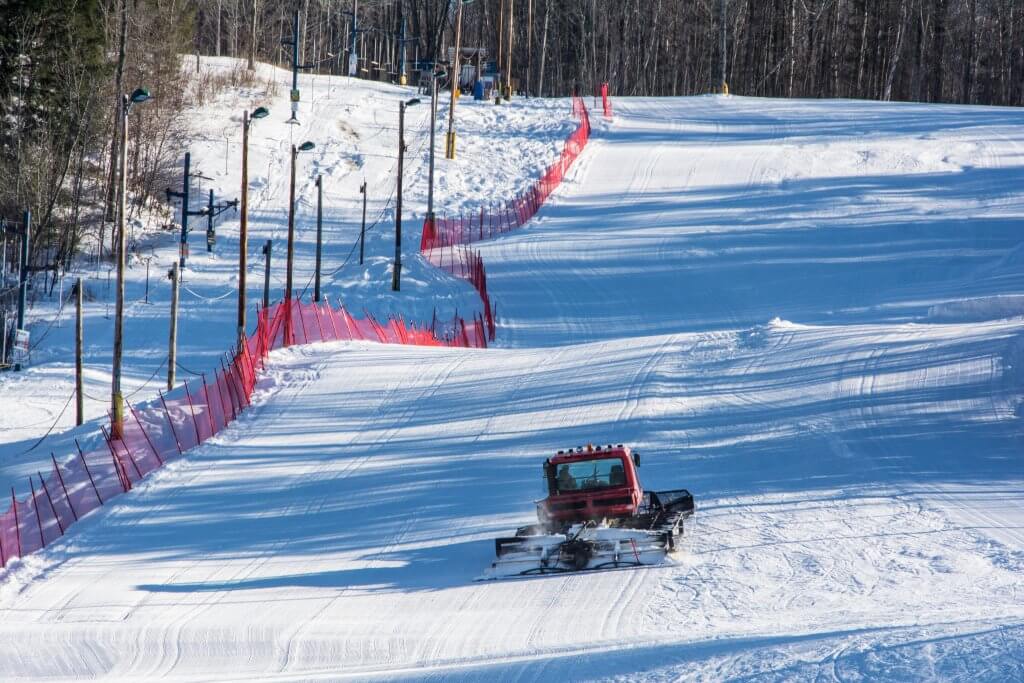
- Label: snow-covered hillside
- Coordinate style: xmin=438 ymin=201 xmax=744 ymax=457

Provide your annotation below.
xmin=0 ymin=58 xmax=571 ymax=492
xmin=1 ymin=87 xmax=1023 ymax=681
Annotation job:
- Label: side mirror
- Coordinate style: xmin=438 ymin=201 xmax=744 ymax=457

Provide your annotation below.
xmin=632 ymin=452 xmax=640 ymax=467
xmin=543 ymin=459 xmax=557 ymax=496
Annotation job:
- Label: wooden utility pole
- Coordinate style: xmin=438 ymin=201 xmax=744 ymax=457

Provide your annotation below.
xmin=75 ymin=278 xmax=84 ymax=426
xmin=359 ymin=181 xmax=367 ymax=265
xmin=239 ymin=110 xmax=250 ymax=345
xmin=497 ymin=0 xmax=505 ymax=79
xmin=526 ymin=0 xmax=533 ymax=96
xmin=167 ymin=262 xmax=179 ymax=391
xmin=719 ymin=0 xmax=728 ymax=94
xmin=505 ymin=0 xmax=514 ymax=98
xmin=285 ymin=144 xmax=297 ymax=345
xmin=348 ymin=0 xmax=359 ymax=76
xmin=393 ymin=102 xmax=408 ymax=291
xmin=538 ymin=0 xmax=549 ymax=97
xmin=445 ymin=0 xmax=464 ymax=159
xmin=103 ymin=0 xmax=128 ymax=227
xmin=314 ymin=174 xmax=323 ymax=302
xmin=249 ymin=0 xmax=259 ymax=69
xmin=111 ymin=95 xmax=129 ymax=438
xmin=262 ymin=240 xmax=272 ymax=310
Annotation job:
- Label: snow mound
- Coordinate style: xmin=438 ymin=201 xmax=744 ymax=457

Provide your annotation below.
xmin=927 ymin=295 xmax=1024 ymax=322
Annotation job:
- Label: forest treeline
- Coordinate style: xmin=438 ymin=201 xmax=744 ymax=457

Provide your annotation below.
xmin=210 ymin=0 xmax=1021 ymax=104
xmin=1 ymin=0 xmax=1021 ymax=292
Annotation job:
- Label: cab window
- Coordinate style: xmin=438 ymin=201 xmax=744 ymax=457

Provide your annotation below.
xmin=554 ymin=458 xmax=627 ymax=492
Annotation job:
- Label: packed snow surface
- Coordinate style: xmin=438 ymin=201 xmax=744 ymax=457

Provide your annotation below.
xmin=2 ymin=86 xmax=1024 ymax=681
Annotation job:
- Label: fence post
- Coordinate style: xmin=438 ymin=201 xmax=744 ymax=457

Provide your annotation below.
xmin=75 ymin=439 xmax=103 ymax=505
xmin=324 ymin=302 xmax=340 ymax=339
xmin=312 ymin=302 xmax=326 ymax=341
xmin=51 ymin=454 xmax=78 ymax=522
xmin=230 ymin=357 xmax=249 ymax=414
xmin=157 ymin=391 xmax=184 ymax=456
xmin=239 ymin=341 xmax=256 ymax=397
xmin=218 ymin=363 xmax=237 ymax=418
xmin=107 ymin=414 xmax=143 ymax=479
xmin=99 ymin=425 xmax=127 ymax=492
xmin=219 ymin=361 xmax=239 ymax=420
xmin=213 ymin=365 xmax=233 ymax=424
xmin=129 ymin=403 xmax=164 ymax=466
xmin=37 ymin=473 xmax=64 ymax=535
xmin=256 ymin=305 xmax=268 ymax=358
xmin=29 ymin=477 xmax=45 ymax=548
xmin=237 ymin=346 xmax=254 ymax=404
xmin=227 ymin=356 xmax=250 ymax=409
xmin=12 ymin=487 xmax=22 ymax=557
xmin=296 ymin=301 xmax=310 ymax=344
xmin=183 ymin=380 xmax=202 ymax=445
xmin=201 ymin=373 xmax=217 ymax=435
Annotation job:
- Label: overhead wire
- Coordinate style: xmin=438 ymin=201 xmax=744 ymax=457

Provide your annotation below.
xmin=13 ymin=390 xmax=76 ymax=456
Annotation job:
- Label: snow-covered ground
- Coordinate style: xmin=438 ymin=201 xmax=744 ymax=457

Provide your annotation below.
xmin=2 ymin=89 xmax=1023 ymax=681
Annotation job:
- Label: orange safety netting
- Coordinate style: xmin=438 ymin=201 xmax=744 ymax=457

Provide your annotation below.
xmin=0 ymin=299 xmax=484 ymax=569
xmin=415 ymin=98 xmax=592 ymax=346
xmin=419 ymin=97 xmax=591 ymax=252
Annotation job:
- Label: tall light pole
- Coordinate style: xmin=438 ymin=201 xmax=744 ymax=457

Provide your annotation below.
xmin=445 ymin=0 xmax=466 ymax=160
xmin=14 ymin=210 xmax=29 ymax=372
xmin=526 ymin=0 xmax=533 ymax=97
xmin=426 ymin=70 xmax=444 ymax=233
xmin=111 ymin=87 xmax=151 ymax=439
xmin=239 ymin=105 xmax=269 ymax=345
xmin=720 ymin=0 xmax=728 ymax=94
xmin=347 ymin=0 xmax=359 ymax=77
xmin=505 ymin=0 xmax=514 ymax=99
xmin=313 ymin=174 xmax=323 ymax=302
xmin=284 ymin=140 xmax=315 ymax=346
xmin=288 ymin=10 xmax=300 ymax=123
xmin=393 ymin=97 xmax=420 ymax=292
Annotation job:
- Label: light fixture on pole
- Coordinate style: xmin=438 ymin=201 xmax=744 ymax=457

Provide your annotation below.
xmin=283 ymin=10 xmax=316 ymax=124
xmin=238 ymin=105 xmax=269 ymax=345
xmin=284 ymin=140 xmax=315 ymax=346
xmin=111 ymin=87 xmax=151 ymax=439
xmin=393 ymin=97 xmax=420 ymax=292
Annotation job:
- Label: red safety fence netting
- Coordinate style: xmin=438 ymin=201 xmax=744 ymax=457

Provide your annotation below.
xmin=0 ymin=299 xmax=483 ymax=570
xmin=600 ymin=83 xmax=613 ymax=119
xmin=425 ymin=245 xmax=495 ymax=344
xmin=414 ymin=97 xmax=592 ymax=347
xmin=419 ymin=97 xmax=591 ymax=252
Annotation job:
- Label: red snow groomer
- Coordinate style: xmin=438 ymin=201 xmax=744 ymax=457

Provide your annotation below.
xmin=485 ymin=444 xmax=694 ymax=578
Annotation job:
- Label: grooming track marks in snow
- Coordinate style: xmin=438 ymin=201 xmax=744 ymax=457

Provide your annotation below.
xmin=1 ymin=92 xmax=1024 ymax=681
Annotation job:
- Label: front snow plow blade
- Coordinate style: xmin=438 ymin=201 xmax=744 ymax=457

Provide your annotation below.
xmin=483 ymin=491 xmax=694 ymax=580
xmin=486 ymin=526 xmax=676 ymax=579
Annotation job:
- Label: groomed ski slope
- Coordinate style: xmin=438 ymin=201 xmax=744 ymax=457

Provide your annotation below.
xmin=2 ymin=96 xmax=1023 ymax=681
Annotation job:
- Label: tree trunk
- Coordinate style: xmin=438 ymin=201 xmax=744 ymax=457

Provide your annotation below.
xmin=538 ymin=0 xmax=549 ymax=97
